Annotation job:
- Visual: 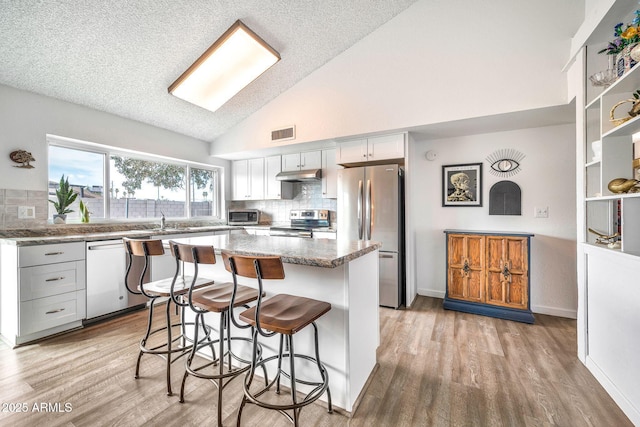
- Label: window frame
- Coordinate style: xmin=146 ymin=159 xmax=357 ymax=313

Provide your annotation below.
xmin=47 ymin=134 xmax=223 ymax=222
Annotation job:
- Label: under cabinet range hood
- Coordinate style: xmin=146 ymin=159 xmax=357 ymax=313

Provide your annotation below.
xmin=275 ymin=169 xmax=322 ymax=182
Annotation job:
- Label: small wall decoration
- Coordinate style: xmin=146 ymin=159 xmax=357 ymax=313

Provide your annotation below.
xmin=489 ymin=181 xmax=522 ymax=215
xmin=485 ymin=148 xmax=525 ymax=177
xmin=442 ymin=163 xmax=482 ymax=207
xmin=10 ymin=150 xmax=35 ymax=168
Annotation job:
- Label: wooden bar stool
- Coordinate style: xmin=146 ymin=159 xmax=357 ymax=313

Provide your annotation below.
xmin=222 ymin=252 xmax=332 ymax=426
xmin=123 ymin=237 xmax=215 ymax=396
xmin=168 ymin=241 xmax=263 ymax=426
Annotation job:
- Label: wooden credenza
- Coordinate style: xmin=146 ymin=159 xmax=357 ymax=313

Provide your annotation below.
xmin=443 ymin=230 xmax=534 ymax=323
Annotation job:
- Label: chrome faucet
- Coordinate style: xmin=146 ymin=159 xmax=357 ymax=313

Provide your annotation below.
xmin=160 ymin=211 xmax=166 ymax=230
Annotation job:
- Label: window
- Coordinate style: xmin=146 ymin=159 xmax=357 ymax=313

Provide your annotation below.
xmin=109 ymin=155 xmax=187 ymax=219
xmin=190 ymin=167 xmax=218 ymax=217
xmin=48 ymin=145 xmax=105 ymax=221
xmin=48 ymin=137 xmax=222 ymax=221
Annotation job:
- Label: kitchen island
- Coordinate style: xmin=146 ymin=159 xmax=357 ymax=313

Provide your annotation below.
xmin=0 ymin=228 xmax=381 ymax=414
xmin=169 ymin=233 xmax=381 ymax=414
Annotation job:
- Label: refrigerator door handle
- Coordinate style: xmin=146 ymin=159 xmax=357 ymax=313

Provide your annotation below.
xmin=366 ymin=179 xmax=372 ymax=240
xmin=357 ymin=180 xmax=364 ymax=240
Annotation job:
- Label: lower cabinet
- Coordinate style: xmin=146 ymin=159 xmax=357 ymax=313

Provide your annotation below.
xmin=0 ymin=241 xmax=86 ymax=347
xmin=443 ymin=230 xmax=534 ymax=323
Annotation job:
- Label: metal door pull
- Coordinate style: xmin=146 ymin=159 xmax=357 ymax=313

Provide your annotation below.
xmin=45 ymin=251 xmax=64 ymax=256
xmin=45 ymin=277 xmax=65 ymax=282
xmin=45 ymin=308 xmax=65 ymax=314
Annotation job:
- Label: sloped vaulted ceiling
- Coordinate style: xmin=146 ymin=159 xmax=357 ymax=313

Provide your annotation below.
xmin=0 ymin=0 xmax=419 ymax=144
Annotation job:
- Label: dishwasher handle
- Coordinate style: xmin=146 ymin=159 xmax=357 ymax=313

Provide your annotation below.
xmin=87 ymin=242 xmax=124 ymax=250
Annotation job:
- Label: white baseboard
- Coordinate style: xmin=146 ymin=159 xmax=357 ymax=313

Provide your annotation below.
xmin=530 ymin=304 xmax=577 ymax=319
xmin=586 ymin=356 xmax=640 ymax=426
xmin=417 ymin=288 xmax=445 ymax=299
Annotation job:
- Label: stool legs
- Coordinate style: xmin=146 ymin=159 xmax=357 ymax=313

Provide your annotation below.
xmin=238 ymin=322 xmax=332 ymax=426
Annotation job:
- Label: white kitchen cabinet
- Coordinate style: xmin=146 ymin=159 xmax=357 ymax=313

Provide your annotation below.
xmin=0 ymin=242 xmax=86 ymax=347
xmin=265 ymin=155 xmax=293 ymax=199
xmin=232 ymin=158 xmax=264 ymax=200
xmin=321 ymin=148 xmax=340 ymax=199
xmin=336 ymin=133 xmax=405 ymax=165
xmin=282 ymin=151 xmax=322 ymax=172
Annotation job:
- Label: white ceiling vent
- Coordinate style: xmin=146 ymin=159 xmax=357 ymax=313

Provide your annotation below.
xmin=271 ymin=125 xmax=295 ymax=142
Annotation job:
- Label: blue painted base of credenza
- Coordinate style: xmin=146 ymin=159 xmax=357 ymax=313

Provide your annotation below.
xmin=443 ymin=298 xmax=535 ymax=324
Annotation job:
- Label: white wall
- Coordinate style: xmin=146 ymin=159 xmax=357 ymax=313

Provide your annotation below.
xmin=0 ymin=84 xmax=230 ymax=194
xmin=211 ymin=0 xmax=584 ymax=157
xmin=409 ymin=123 xmax=578 ymax=318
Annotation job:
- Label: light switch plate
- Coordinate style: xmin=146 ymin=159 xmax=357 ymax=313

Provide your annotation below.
xmin=18 ymin=206 xmax=35 ymax=219
xmin=534 ymin=206 xmax=549 ymax=218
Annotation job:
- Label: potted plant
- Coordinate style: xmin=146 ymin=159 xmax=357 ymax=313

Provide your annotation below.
xmin=49 ymin=175 xmax=78 ymax=224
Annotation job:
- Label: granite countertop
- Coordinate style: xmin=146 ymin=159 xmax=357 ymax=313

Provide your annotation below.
xmin=0 ymin=223 xmax=236 ymax=246
xmin=0 ymin=224 xmax=363 ymax=268
xmin=171 ymin=234 xmax=380 ymax=268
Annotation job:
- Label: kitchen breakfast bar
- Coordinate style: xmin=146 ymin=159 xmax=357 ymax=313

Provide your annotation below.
xmin=0 ymin=229 xmax=382 ymax=415
xmin=169 ymin=233 xmax=381 ymax=414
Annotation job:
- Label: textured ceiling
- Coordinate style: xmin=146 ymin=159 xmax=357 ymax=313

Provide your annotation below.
xmin=0 ymin=0 xmax=418 ymax=144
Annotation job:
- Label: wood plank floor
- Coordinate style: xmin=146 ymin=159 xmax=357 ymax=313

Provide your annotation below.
xmin=0 ymin=296 xmax=631 ymax=426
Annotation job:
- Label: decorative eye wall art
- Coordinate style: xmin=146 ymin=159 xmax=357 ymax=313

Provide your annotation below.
xmin=486 ymin=148 xmax=525 ymax=177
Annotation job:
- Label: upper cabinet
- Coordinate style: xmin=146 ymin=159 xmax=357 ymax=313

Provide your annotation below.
xmin=282 ymin=150 xmax=322 ymax=172
xmin=336 ymin=133 xmax=405 ymax=165
xmin=265 ymin=155 xmax=293 ymax=200
xmin=232 ymin=158 xmax=264 ymax=201
xmin=321 ymin=148 xmax=340 ymax=199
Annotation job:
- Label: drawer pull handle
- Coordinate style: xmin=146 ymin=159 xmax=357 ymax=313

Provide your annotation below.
xmin=45 ymin=308 xmax=65 ymax=314
xmin=45 ymin=251 xmax=64 ymax=256
xmin=380 ymin=254 xmax=394 ymax=259
xmin=45 ymin=277 xmax=65 ymax=282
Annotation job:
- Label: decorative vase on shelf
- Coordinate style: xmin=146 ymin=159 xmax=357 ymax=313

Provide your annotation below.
xmin=53 ymin=214 xmax=67 ymax=224
xmin=616 ymin=43 xmax=638 ymax=77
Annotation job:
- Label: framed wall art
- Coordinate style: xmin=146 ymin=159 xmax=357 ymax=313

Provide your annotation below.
xmin=442 ymin=163 xmax=482 ymax=207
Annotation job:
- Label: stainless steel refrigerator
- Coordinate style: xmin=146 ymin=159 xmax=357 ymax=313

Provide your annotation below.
xmin=337 ymin=164 xmax=405 ymax=308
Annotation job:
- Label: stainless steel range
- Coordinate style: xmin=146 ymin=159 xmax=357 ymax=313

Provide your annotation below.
xmin=269 ymin=209 xmax=330 ymax=238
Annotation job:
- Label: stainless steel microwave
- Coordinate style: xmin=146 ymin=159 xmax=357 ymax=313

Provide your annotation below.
xmin=227 ymin=209 xmax=260 ymax=225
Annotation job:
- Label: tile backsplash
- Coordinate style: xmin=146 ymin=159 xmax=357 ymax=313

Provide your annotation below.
xmin=228 ymin=181 xmax=337 ymax=225
xmin=0 ymin=182 xmax=336 ymax=230
xmin=0 ymin=188 xmax=49 ymax=229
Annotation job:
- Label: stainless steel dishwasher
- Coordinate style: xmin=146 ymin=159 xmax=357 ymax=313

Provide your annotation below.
xmin=85 ymin=239 xmax=147 ymax=321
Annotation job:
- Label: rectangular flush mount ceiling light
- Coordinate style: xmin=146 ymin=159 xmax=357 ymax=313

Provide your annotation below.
xmin=168 ymin=20 xmax=280 ymax=112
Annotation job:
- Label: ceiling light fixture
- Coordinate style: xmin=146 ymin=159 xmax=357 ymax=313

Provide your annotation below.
xmin=168 ymin=20 xmax=280 ymax=113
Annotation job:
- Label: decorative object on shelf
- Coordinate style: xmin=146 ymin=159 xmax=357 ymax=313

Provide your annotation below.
xmin=49 ymin=174 xmax=78 ymax=224
xmin=609 ymin=90 xmax=640 ymax=126
xmin=442 ymin=163 xmax=482 ymax=207
xmin=591 ymin=140 xmax=602 ymax=162
xmin=607 ymin=177 xmax=639 ymax=193
xmin=616 ymin=43 xmax=638 ymax=76
xmin=485 ymin=148 xmax=525 ymax=177
xmin=79 ymin=200 xmax=90 ymax=223
xmin=588 ymin=227 xmax=620 ymax=244
xmin=9 ymin=150 xmax=35 ymax=168
xmin=589 ymin=68 xmax=618 ymax=88
xmin=633 ymin=158 xmax=640 ymax=180
xmin=598 ymin=11 xmax=640 ymax=77
xmin=489 ymin=181 xmax=521 ymax=215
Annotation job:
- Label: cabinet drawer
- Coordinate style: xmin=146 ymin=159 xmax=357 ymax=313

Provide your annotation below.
xmin=20 ymin=260 xmax=86 ymax=301
xmin=19 ymin=242 xmax=85 ymax=267
xmin=20 ymin=290 xmax=86 ymax=336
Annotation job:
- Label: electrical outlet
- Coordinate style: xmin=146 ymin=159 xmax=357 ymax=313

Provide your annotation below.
xmin=534 ymin=206 xmax=549 ymax=218
xmin=18 ymin=206 xmax=35 ymax=219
